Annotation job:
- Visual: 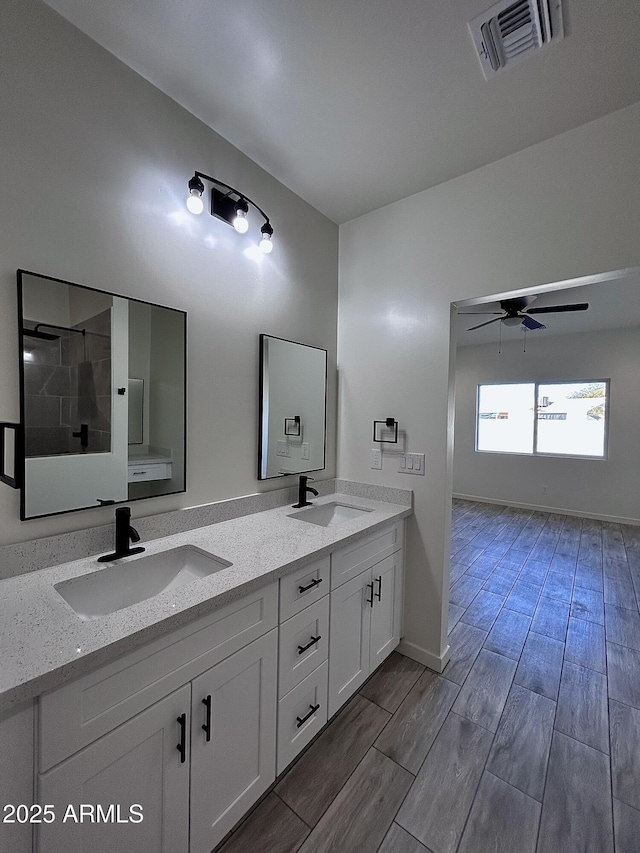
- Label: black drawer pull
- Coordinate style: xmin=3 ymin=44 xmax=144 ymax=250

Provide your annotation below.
xmin=298 ymin=577 xmax=323 ymax=594
xmin=298 ymin=635 xmax=321 ymax=655
xmin=366 ymin=582 xmax=374 ymax=606
xmin=375 ymin=576 xmax=382 ymax=602
xmin=202 ymin=695 xmax=212 ymax=742
xmin=176 ymin=713 xmax=187 ymax=763
xmin=296 ymin=703 xmax=320 ymax=728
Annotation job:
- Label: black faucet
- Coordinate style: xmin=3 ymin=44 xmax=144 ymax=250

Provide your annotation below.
xmin=98 ymin=506 xmax=145 ymax=562
xmin=292 ymin=475 xmax=319 ymax=509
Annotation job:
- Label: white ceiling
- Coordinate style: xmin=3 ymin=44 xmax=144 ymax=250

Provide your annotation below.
xmin=455 ymin=272 xmax=640 ymax=346
xmin=41 ymin=0 xmax=640 ymax=223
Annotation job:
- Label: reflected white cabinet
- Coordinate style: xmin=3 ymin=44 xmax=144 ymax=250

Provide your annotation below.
xmin=38 ymin=685 xmax=191 ymax=853
xmin=328 ymin=549 xmax=403 ymax=717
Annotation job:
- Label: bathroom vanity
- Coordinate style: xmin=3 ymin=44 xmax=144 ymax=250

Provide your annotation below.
xmin=0 ymin=491 xmax=410 ymax=853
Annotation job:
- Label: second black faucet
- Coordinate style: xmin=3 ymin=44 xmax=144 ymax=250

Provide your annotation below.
xmin=292 ymin=475 xmax=319 ymax=509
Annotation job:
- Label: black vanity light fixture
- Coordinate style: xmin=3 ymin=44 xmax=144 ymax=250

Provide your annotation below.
xmin=373 ymin=418 xmax=399 ymax=443
xmin=187 ymin=172 xmax=274 ymax=253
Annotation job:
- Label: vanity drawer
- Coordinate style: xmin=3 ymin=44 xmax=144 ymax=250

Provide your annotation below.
xmin=277 ymin=661 xmax=328 ymax=775
xmin=279 ymin=556 xmax=329 ymax=621
xmin=278 ymin=596 xmax=329 ymax=698
xmin=127 ymin=462 xmax=172 ymax=482
xmin=330 ymin=521 xmax=403 ymax=589
xmin=39 ymin=582 xmax=278 ymax=771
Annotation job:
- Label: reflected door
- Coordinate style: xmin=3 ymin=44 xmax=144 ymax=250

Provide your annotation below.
xmin=24 ymin=298 xmax=129 ymax=516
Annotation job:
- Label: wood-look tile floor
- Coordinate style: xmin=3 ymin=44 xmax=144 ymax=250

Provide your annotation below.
xmin=216 ymin=500 xmax=640 ymax=853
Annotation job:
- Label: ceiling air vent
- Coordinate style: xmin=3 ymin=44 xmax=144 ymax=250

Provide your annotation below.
xmin=469 ymin=0 xmax=564 ymax=79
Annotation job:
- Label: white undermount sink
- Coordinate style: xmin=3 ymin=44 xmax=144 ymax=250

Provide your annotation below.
xmin=288 ymin=501 xmax=374 ymax=528
xmin=54 ymin=546 xmax=232 ymax=621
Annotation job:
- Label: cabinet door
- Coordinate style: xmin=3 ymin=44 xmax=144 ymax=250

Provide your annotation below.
xmin=37 ymin=685 xmax=190 ymax=853
xmin=189 ymin=628 xmax=278 ymax=853
xmin=0 ymin=702 xmax=34 ymax=853
xmin=369 ymin=552 xmax=402 ymax=669
xmin=328 ymin=569 xmax=372 ymax=717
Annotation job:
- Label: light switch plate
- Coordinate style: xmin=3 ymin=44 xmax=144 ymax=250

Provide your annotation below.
xmin=399 ymin=453 xmax=425 ymax=475
xmin=276 ymin=441 xmax=291 ymax=457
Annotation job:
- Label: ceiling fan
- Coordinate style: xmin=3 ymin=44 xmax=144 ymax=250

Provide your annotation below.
xmin=460 ymin=296 xmax=589 ymax=331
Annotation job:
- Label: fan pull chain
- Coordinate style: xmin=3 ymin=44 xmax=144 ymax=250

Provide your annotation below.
xmin=498 ymin=320 xmax=502 ymax=354
xmin=523 ymin=327 xmax=527 ymax=352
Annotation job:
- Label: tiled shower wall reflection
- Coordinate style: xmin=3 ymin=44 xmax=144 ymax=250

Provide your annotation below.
xmin=23 ymin=309 xmax=112 ymax=456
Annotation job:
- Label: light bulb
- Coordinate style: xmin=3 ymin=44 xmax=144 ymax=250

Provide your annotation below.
xmin=502 ymin=316 xmax=522 ymax=327
xmin=260 ymin=222 xmax=274 ymax=253
xmin=186 ymin=189 xmax=204 ymax=215
xmin=259 ymin=233 xmax=273 ymax=253
xmin=233 ymin=208 xmax=249 ymax=234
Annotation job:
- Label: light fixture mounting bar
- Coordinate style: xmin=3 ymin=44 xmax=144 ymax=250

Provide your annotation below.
xmin=194 ymin=171 xmax=271 ymax=227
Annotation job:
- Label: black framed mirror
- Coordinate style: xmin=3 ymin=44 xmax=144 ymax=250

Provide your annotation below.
xmin=258 ymin=334 xmax=327 ymax=479
xmin=17 ymin=270 xmax=186 ymax=519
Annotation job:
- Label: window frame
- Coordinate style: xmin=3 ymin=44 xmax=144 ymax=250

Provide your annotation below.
xmin=475 ymin=379 xmax=610 ymax=460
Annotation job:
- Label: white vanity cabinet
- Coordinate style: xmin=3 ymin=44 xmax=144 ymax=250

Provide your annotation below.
xmin=0 ymin=701 xmax=35 ymax=853
xmin=38 ymin=685 xmax=191 ymax=853
xmin=276 ymin=557 xmax=330 ymax=774
xmin=189 ymin=630 xmax=277 ymax=853
xmin=328 ymin=523 xmax=404 ymax=716
xmin=36 ymin=584 xmax=279 ymax=853
xmin=23 ymin=513 xmax=406 ymax=853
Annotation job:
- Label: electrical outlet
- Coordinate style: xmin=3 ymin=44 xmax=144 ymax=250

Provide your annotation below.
xmin=370 ymin=448 xmax=382 ymax=469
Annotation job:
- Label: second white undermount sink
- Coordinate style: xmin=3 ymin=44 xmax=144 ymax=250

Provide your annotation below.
xmin=288 ymin=501 xmax=374 ymax=528
xmin=54 ymin=546 xmax=232 ymax=621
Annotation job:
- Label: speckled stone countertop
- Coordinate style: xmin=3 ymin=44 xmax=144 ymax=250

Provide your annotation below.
xmin=0 ymin=493 xmax=411 ymax=713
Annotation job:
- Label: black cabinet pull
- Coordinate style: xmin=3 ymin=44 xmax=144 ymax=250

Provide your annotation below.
xmin=375 ymin=576 xmax=382 ymax=602
xmin=298 ymin=635 xmax=321 ymax=655
xmin=176 ymin=713 xmax=187 ymax=763
xmin=366 ymin=582 xmax=374 ymax=606
xmin=202 ymin=695 xmax=212 ymax=742
xmin=296 ymin=703 xmax=320 ymax=728
xmin=298 ymin=577 xmax=323 ymax=594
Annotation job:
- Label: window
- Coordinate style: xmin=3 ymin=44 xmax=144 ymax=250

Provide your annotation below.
xmin=476 ymin=381 xmax=609 ymax=458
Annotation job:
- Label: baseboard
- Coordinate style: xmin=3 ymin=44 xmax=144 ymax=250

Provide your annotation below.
xmin=397 ymin=639 xmax=450 ymax=673
xmin=453 ymin=493 xmax=640 ymax=527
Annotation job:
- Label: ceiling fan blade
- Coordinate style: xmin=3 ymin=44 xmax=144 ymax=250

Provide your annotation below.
xmin=466 ymin=317 xmax=503 ymax=331
xmin=526 ymin=303 xmax=589 ymax=315
xmin=458 ymin=312 xmax=503 ymax=316
xmin=521 ymin=315 xmax=546 ymax=331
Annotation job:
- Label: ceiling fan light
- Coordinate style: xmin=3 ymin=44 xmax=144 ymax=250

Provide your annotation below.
xmin=502 ymin=316 xmax=522 ymax=327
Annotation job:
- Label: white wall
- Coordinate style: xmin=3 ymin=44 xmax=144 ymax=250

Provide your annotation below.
xmin=453 ymin=327 xmax=640 ymax=523
xmin=338 ymin=101 xmax=640 ymax=670
xmin=0 ymin=0 xmax=338 ymax=545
